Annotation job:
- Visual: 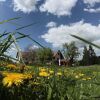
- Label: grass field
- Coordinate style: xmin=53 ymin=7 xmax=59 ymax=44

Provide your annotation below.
xmin=0 ymin=65 xmax=100 ymax=100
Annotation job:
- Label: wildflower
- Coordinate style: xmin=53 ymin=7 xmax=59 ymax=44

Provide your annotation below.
xmin=79 ymin=73 xmax=84 ymax=76
xmin=7 ymin=64 xmax=17 ymax=70
xmin=82 ymin=77 xmax=91 ymax=81
xmin=24 ymin=74 xmax=33 ymax=79
xmin=39 ymin=71 xmax=50 ymax=77
xmin=75 ymin=75 xmax=80 ymax=79
xmin=57 ymin=72 xmax=62 ymax=76
xmin=82 ymin=78 xmax=87 ymax=80
xmin=49 ymin=70 xmax=54 ymax=74
xmin=2 ymin=72 xmax=32 ymax=87
xmin=87 ymin=77 xmax=91 ymax=80
xmin=40 ymin=68 xmax=46 ymax=72
xmin=2 ymin=73 xmax=23 ymax=87
xmin=2 ymin=71 xmax=9 ymax=76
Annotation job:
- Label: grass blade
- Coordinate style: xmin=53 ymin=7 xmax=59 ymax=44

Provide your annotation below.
xmin=71 ymin=34 xmax=100 ymax=49
xmin=16 ymin=22 xmax=37 ymax=30
xmin=0 ymin=33 xmax=10 ymax=39
xmin=0 ymin=35 xmax=12 ymax=54
xmin=8 ymin=21 xmax=21 ymax=26
xmin=17 ymin=32 xmax=45 ymax=48
xmin=0 ymin=17 xmax=21 ymax=24
xmin=11 ymin=34 xmax=25 ymax=65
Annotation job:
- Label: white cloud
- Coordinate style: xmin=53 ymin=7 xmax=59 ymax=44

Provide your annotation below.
xmin=12 ymin=0 xmax=39 ymax=13
xmin=83 ymin=0 xmax=100 ymax=13
xmin=41 ymin=20 xmax=100 ymax=49
xmin=46 ymin=22 xmax=57 ymax=28
xmin=40 ymin=0 xmax=78 ymax=16
xmin=29 ymin=45 xmax=39 ymax=50
xmin=84 ymin=7 xmax=100 ymax=13
xmin=83 ymin=0 xmax=100 ymax=7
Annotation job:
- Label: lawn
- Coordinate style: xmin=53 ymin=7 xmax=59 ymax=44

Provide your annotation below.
xmin=0 ymin=65 xmax=100 ymax=100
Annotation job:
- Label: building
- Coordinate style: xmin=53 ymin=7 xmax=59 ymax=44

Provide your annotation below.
xmin=53 ymin=50 xmax=69 ymax=66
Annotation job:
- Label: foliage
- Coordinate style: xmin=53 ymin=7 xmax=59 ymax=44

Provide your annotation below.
xmin=71 ymin=34 xmax=100 ymax=49
xmin=88 ymin=45 xmax=97 ymax=65
xmin=2 ymin=72 xmax=32 ymax=87
xmin=82 ymin=46 xmax=90 ymax=65
xmin=71 ymin=35 xmax=100 ymax=66
xmin=63 ymin=41 xmax=79 ymax=66
xmin=0 ymin=65 xmax=100 ymax=100
xmin=0 ymin=17 xmax=44 ymax=72
xmin=22 ymin=47 xmax=53 ymax=65
xmin=0 ymin=18 xmax=100 ymax=100
xmin=22 ymin=45 xmax=39 ymax=65
xmin=36 ymin=48 xmax=53 ymax=64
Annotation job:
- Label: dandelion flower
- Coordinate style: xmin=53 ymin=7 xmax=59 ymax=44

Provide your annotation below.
xmin=40 ymin=68 xmax=46 ymax=72
xmin=49 ymin=70 xmax=54 ymax=74
xmin=75 ymin=75 xmax=80 ymax=79
xmin=79 ymin=73 xmax=84 ymax=76
xmin=7 ymin=64 xmax=17 ymax=70
xmin=57 ymin=72 xmax=62 ymax=76
xmin=39 ymin=71 xmax=50 ymax=77
xmin=2 ymin=72 xmax=32 ymax=87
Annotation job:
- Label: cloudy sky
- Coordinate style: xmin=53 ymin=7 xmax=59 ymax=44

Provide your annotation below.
xmin=0 ymin=0 xmax=100 ymax=56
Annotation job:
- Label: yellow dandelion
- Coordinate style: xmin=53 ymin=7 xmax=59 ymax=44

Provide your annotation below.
xmin=82 ymin=78 xmax=87 ymax=80
xmin=40 ymin=68 xmax=46 ymax=72
xmin=2 ymin=74 xmax=23 ymax=87
xmin=39 ymin=71 xmax=50 ymax=77
xmin=23 ymin=74 xmax=33 ymax=79
xmin=49 ymin=70 xmax=54 ymax=74
xmin=86 ymin=77 xmax=92 ymax=80
xmin=79 ymin=73 xmax=84 ymax=77
xmin=7 ymin=64 xmax=17 ymax=70
xmin=82 ymin=77 xmax=91 ymax=81
xmin=2 ymin=72 xmax=32 ymax=87
xmin=75 ymin=75 xmax=80 ymax=79
xmin=57 ymin=72 xmax=62 ymax=76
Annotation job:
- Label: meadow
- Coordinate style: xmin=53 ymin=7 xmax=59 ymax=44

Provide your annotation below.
xmin=0 ymin=9 xmax=99 ymax=100
xmin=0 ymin=17 xmax=100 ymax=100
xmin=0 ymin=64 xmax=100 ymax=100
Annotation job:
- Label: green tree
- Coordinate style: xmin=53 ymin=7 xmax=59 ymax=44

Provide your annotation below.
xmin=88 ymin=45 xmax=97 ymax=65
xmin=22 ymin=45 xmax=38 ymax=65
xmin=71 ymin=35 xmax=100 ymax=65
xmin=63 ymin=42 xmax=79 ymax=66
xmin=36 ymin=48 xmax=53 ymax=64
xmin=82 ymin=46 xmax=90 ymax=66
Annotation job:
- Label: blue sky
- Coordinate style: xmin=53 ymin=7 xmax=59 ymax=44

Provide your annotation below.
xmin=0 ymin=0 xmax=100 ymax=56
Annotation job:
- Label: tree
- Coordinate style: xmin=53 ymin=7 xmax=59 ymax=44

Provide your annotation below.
xmin=63 ymin=42 xmax=79 ymax=66
xmin=22 ymin=46 xmax=53 ymax=65
xmin=88 ymin=45 xmax=97 ymax=65
xmin=71 ymin=35 xmax=100 ymax=65
xmin=36 ymin=48 xmax=53 ymax=64
xmin=22 ymin=45 xmax=38 ymax=65
xmin=82 ymin=45 xmax=97 ymax=66
xmin=82 ymin=46 xmax=90 ymax=65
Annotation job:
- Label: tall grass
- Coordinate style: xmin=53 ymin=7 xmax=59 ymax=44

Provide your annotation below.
xmin=71 ymin=34 xmax=100 ymax=49
xmin=0 ymin=17 xmax=44 ymax=71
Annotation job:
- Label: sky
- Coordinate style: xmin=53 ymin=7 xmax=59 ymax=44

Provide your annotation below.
xmin=0 ymin=0 xmax=100 ymax=58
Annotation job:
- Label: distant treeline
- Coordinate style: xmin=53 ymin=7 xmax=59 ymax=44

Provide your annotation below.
xmin=22 ymin=42 xmax=100 ymax=66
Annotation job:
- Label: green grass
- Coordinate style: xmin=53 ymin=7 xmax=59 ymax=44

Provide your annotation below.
xmin=0 ymin=65 xmax=100 ymax=100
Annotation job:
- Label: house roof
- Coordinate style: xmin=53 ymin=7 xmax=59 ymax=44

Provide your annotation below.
xmin=53 ymin=50 xmax=64 ymax=59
